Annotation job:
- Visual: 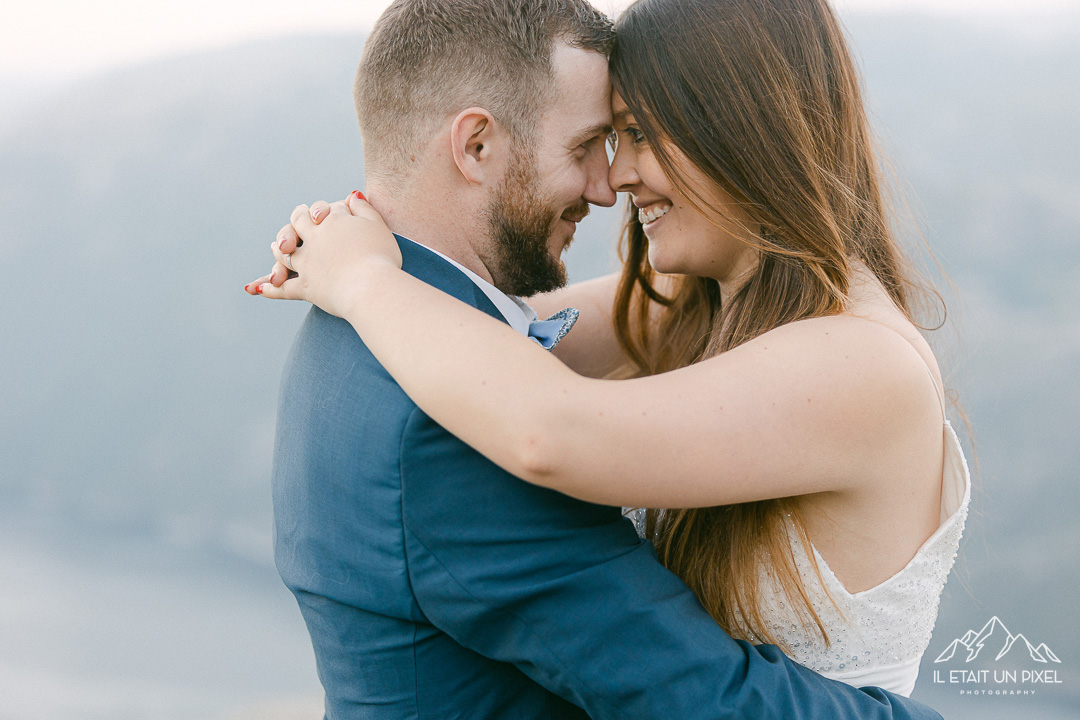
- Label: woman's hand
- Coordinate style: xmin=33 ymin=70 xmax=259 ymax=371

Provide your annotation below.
xmin=245 ymin=192 xmax=403 ymax=319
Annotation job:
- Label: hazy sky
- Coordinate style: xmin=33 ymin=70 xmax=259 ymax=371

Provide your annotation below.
xmin=3 ymin=0 xmax=1078 ymax=83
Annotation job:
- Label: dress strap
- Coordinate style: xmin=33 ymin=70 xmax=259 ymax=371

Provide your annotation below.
xmin=915 ymin=352 xmax=947 ymax=421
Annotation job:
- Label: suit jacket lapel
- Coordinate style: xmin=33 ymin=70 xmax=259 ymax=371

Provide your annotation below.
xmin=396 ymin=234 xmax=509 ymax=326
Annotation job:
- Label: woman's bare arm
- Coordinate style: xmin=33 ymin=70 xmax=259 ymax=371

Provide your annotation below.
xmin=256 ymin=202 xmax=938 ymax=510
xmin=531 ymin=271 xmax=677 ymax=378
xmin=530 ymin=273 xmax=625 ymax=378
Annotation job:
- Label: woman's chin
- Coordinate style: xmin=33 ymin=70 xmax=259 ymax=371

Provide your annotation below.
xmin=647 ymin=249 xmax=683 ymax=276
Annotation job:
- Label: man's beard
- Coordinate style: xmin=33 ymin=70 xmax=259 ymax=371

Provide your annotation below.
xmin=485 ymin=148 xmax=586 ymax=297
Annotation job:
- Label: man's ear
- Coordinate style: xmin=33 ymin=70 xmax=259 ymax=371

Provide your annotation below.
xmin=450 ymin=107 xmax=501 ymax=185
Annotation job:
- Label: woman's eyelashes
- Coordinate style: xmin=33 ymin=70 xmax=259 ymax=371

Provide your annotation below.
xmin=613 ymin=125 xmax=647 ymax=148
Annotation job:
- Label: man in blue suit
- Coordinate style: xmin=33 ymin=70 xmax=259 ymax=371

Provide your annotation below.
xmin=270 ymin=1 xmax=943 ymax=718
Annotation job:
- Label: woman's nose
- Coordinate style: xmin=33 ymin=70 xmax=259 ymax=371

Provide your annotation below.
xmin=608 ymin=144 xmax=640 ymax=194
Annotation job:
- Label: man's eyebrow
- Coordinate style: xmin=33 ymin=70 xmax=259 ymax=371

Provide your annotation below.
xmin=568 ymin=122 xmax=614 ymax=147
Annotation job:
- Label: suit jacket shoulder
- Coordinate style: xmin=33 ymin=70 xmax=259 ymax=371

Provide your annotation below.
xmin=273 ymin=235 xmax=509 ymax=608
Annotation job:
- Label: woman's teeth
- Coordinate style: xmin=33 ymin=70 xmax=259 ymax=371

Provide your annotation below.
xmin=639 ymin=204 xmax=672 ymax=225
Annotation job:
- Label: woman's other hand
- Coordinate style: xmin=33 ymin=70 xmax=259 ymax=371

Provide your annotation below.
xmin=244 ymin=192 xmax=403 ymax=318
xmin=244 ymin=194 xmax=354 ymax=294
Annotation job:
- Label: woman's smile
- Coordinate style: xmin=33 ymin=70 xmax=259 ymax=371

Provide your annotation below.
xmin=638 ymin=201 xmax=672 ymax=229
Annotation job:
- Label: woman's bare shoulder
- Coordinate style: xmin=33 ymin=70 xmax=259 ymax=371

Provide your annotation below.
xmin=716 ymin=311 xmax=940 ymax=425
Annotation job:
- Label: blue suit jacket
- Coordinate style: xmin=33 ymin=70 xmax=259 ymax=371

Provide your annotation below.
xmin=273 ymin=236 xmax=942 ymax=720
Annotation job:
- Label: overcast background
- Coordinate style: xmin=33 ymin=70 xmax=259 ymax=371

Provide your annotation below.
xmin=2 ymin=0 xmax=1078 ymax=84
xmin=2 ymin=1 xmax=1078 ymax=719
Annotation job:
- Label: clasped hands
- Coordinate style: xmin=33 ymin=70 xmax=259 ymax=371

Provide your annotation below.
xmin=244 ymin=191 xmax=403 ymax=318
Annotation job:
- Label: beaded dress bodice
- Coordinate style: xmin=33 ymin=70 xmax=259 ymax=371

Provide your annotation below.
xmin=744 ymin=362 xmax=969 ymax=696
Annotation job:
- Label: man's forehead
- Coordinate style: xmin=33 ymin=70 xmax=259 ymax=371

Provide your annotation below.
xmin=551 ymin=41 xmax=609 ymax=80
xmin=551 ymin=44 xmax=610 ymax=100
xmin=569 ymin=121 xmax=614 ymax=146
xmin=545 ymin=45 xmax=612 ymax=140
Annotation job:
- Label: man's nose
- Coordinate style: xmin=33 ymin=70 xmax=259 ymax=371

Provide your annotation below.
xmin=584 ymin=151 xmax=617 ymax=208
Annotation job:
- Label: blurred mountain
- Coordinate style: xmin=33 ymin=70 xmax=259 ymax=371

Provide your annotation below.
xmin=1 ymin=14 xmax=1077 ymax=719
xmin=2 ymin=35 xmax=368 ymax=539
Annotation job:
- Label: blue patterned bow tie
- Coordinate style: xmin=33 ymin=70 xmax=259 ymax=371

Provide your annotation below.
xmin=528 ymin=307 xmax=579 ymax=350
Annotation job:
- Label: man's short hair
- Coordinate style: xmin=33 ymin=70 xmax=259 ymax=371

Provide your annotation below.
xmin=355 ymin=0 xmax=614 ymax=185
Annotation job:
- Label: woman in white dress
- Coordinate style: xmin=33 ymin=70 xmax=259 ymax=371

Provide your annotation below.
xmin=250 ymin=0 xmax=968 ymax=697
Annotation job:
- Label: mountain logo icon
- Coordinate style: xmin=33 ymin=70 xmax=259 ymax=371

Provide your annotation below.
xmin=934 ymin=616 xmax=1061 ymax=664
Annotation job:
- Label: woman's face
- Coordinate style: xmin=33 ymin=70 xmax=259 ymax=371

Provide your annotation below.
xmin=608 ymin=92 xmax=758 ymax=288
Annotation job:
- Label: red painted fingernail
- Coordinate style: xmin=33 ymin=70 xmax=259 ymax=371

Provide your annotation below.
xmin=255 ymin=285 xmax=263 ymax=294
xmin=353 ymin=190 xmax=366 ymax=200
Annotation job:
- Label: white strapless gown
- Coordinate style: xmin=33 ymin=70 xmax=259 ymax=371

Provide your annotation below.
xmin=632 ymin=361 xmax=971 ymax=697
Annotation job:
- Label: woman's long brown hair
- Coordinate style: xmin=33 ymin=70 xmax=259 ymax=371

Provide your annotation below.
xmin=609 ymin=0 xmax=937 ymax=649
